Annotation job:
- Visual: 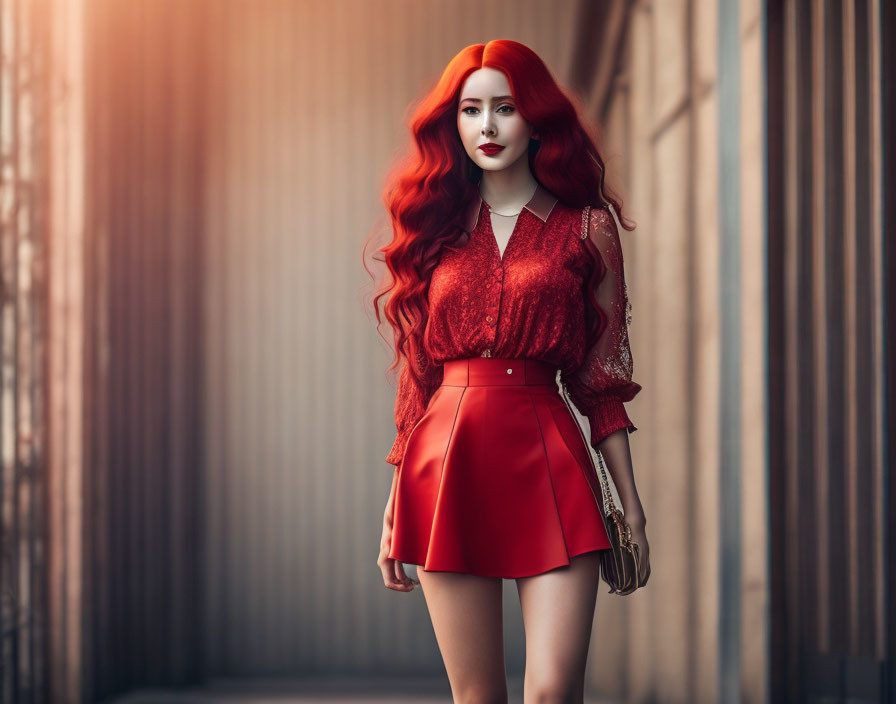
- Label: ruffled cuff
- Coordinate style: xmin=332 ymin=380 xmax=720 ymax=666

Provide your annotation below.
xmin=385 ymin=431 xmax=408 ymax=468
xmin=587 ymin=396 xmax=637 ymax=449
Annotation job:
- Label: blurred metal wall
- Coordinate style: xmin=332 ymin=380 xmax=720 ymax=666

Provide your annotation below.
xmin=81 ymin=0 xmax=208 ymax=700
xmin=572 ymin=1 xmax=769 ymax=702
xmin=1 ymin=0 xmax=55 ymax=701
xmin=766 ymin=1 xmax=893 ymax=701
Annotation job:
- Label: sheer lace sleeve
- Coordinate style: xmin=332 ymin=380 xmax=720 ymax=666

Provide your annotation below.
xmin=384 ymin=356 xmax=444 ymax=467
xmin=561 ymin=205 xmax=642 ymax=449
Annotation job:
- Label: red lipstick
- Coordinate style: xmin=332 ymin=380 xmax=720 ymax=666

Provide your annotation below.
xmin=478 ymin=142 xmax=505 ymax=155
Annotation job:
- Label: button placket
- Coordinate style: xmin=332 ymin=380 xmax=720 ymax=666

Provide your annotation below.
xmin=482 ymin=258 xmax=504 ymax=358
xmin=487 ymin=268 xmax=501 ymax=344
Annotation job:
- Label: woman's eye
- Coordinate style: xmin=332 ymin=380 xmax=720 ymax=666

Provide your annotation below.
xmin=460 ymin=105 xmax=514 ymax=115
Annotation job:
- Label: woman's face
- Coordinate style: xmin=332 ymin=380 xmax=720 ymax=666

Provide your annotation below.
xmin=457 ymin=67 xmax=535 ymax=173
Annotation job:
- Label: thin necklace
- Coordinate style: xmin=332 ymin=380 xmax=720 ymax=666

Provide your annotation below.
xmin=489 ymin=206 xmax=523 ymax=216
xmin=485 ymin=184 xmax=537 ymax=216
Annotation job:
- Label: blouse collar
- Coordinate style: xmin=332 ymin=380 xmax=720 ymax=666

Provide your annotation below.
xmin=463 ymin=181 xmax=559 ymax=233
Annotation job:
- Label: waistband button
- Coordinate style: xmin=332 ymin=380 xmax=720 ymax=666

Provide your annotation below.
xmin=506 ymin=368 xmax=513 ymax=374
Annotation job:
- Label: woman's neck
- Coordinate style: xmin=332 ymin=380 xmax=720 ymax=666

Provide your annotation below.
xmin=479 ymin=159 xmax=538 ymax=212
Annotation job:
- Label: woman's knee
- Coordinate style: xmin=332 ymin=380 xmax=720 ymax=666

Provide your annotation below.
xmin=524 ymin=673 xmax=582 ymax=704
xmin=451 ymin=679 xmax=508 ymax=704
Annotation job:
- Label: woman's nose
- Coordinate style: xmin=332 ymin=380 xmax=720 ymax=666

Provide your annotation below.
xmin=480 ymin=114 xmax=496 ymax=137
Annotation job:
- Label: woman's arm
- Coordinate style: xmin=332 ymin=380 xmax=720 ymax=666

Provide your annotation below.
xmin=596 ymin=428 xmax=645 ymax=523
xmin=561 ymin=204 xmax=649 ymax=581
xmin=561 ymin=205 xmax=642 ymax=453
xmin=385 ymin=358 xmax=443 ymax=468
xmin=378 ymin=466 xmax=418 ymax=591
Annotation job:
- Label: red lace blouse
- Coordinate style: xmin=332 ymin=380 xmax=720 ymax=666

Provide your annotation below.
xmin=385 ymin=182 xmax=642 ymax=467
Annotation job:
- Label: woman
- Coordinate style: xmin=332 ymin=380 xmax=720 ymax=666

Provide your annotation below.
xmin=368 ymin=39 xmax=650 ymax=703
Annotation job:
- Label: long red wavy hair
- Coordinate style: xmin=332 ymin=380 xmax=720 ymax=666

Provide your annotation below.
xmin=362 ymin=39 xmax=635 ymax=391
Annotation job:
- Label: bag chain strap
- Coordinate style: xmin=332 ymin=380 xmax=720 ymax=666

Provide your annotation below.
xmin=559 ymin=379 xmax=613 ymax=506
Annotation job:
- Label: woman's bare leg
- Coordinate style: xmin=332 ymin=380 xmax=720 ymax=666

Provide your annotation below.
xmin=416 ymin=567 xmax=508 ymax=704
xmin=515 ymin=551 xmax=602 ymax=704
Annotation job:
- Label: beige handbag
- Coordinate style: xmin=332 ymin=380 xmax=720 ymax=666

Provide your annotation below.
xmin=558 ymin=379 xmax=650 ymax=595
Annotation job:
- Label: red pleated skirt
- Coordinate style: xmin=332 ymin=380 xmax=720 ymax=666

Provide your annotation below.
xmin=388 ymin=357 xmax=612 ymax=579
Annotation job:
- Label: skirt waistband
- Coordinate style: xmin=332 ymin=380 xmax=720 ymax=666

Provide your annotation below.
xmin=442 ymin=357 xmax=559 ymax=387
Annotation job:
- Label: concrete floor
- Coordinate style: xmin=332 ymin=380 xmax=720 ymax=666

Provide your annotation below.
xmin=106 ymin=676 xmax=619 ymax=703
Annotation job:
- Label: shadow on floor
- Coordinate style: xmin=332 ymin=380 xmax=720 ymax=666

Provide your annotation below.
xmin=105 ymin=676 xmax=619 ymax=703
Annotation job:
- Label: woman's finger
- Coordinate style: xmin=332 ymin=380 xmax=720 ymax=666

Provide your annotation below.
xmin=393 ymin=559 xmax=419 ymax=588
xmin=639 ymin=546 xmax=650 ymax=584
xmin=379 ymin=558 xmax=415 ymax=591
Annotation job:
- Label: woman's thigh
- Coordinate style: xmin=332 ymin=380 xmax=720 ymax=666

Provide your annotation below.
xmin=416 ymin=567 xmax=507 ymax=704
xmin=514 ymin=551 xmax=602 ymax=703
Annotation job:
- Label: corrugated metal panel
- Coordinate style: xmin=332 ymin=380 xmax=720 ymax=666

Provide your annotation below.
xmin=577 ymin=0 xmax=768 ymax=702
xmin=767 ymin=0 xmax=891 ymax=701
xmin=82 ymin=0 xmax=207 ymax=699
xmin=1 ymin=0 xmax=56 ymax=701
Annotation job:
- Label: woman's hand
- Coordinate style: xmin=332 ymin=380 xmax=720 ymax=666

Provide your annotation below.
xmin=378 ymin=503 xmax=419 ymax=592
xmin=625 ymin=510 xmax=651 ymax=585
xmin=595 ymin=433 xmax=650 ymax=585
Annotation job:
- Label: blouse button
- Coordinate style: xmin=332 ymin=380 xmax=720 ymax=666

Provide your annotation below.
xmin=486 ymin=315 xmax=493 ymax=322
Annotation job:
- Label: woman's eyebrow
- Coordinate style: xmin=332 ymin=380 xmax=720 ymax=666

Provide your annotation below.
xmin=459 ymin=95 xmax=515 ymax=103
